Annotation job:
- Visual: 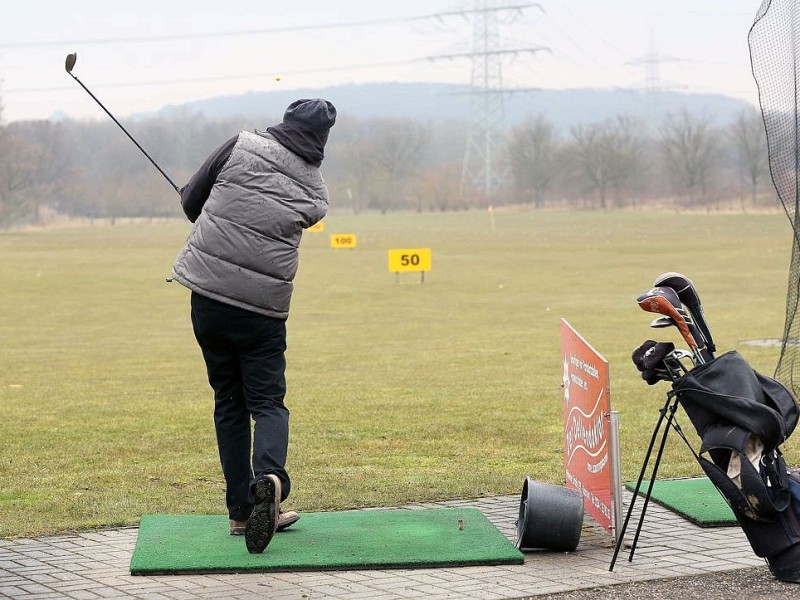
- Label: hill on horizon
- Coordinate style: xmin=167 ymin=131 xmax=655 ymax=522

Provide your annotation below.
xmin=153 ymin=82 xmax=756 ymax=131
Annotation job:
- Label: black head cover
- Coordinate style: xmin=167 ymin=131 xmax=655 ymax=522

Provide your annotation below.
xmin=636 ymin=286 xmax=683 ymax=310
xmin=632 ymin=340 xmax=676 ymax=384
xmin=654 ymin=272 xmax=701 ymax=307
xmin=653 ymin=272 xmax=716 ymax=354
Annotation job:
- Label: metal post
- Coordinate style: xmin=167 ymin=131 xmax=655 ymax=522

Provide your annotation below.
xmin=609 ymin=411 xmax=623 ymax=545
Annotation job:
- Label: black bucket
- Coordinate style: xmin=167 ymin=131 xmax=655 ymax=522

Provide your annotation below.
xmin=515 ymin=476 xmax=584 ymax=552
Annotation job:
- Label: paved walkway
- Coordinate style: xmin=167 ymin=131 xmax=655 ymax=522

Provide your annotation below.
xmin=0 ymin=493 xmax=768 ymax=599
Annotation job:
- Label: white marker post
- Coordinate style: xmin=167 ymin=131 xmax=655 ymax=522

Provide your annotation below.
xmin=388 ymin=248 xmax=432 ymax=284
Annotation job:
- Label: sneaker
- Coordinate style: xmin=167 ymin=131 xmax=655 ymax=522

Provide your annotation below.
xmin=245 ymin=474 xmax=280 ymax=554
xmin=277 ymin=510 xmax=300 ymax=532
xmin=229 ymin=519 xmax=248 ymax=536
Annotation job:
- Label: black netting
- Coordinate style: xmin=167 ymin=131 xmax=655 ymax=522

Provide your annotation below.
xmin=749 ymin=0 xmax=800 ymax=397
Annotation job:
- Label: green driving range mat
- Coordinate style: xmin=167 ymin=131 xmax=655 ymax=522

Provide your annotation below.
xmin=130 ymin=507 xmax=523 ymax=575
xmin=625 ymin=477 xmax=736 ymax=527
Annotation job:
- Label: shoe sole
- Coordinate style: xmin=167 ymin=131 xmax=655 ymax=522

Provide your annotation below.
xmin=233 ymin=513 xmax=297 ymax=535
xmin=245 ymin=475 xmax=280 ymax=554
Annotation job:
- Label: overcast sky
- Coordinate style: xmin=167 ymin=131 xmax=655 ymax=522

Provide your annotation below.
xmin=0 ymin=0 xmax=763 ymax=123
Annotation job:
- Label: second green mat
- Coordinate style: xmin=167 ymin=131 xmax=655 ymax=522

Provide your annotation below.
xmin=626 ymin=477 xmax=736 ymax=527
xmin=130 ymin=507 xmax=524 ymax=575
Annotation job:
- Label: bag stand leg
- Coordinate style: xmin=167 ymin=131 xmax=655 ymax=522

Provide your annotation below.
xmin=610 ymin=392 xmax=680 ymax=571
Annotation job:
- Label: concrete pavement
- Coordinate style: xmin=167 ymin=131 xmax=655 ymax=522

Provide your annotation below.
xmin=0 ymin=492 xmax=775 ymax=599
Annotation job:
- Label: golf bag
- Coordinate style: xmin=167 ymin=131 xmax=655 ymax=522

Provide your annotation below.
xmin=671 ymin=350 xmax=800 ymax=582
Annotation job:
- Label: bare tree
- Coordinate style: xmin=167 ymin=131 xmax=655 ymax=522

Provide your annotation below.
xmin=1 ymin=95 xmax=770 ymax=221
xmin=729 ymin=108 xmax=769 ymax=211
xmin=330 ymin=115 xmax=375 ymax=214
xmin=605 ymin=116 xmax=646 ymax=207
xmin=660 ymin=110 xmax=719 ymax=205
xmin=410 ymin=162 xmax=463 ymax=212
xmin=0 ymin=116 xmax=48 ymax=227
xmin=570 ymin=122 xmax=616 ymax=208
xmin=507 ymin=115 xmax=559 ymax=208
xmin=360 ymin=119 xmax=429 ymax=214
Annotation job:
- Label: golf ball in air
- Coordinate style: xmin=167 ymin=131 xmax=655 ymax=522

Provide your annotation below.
xmin=275 ymin=74 xmax=282 ymax=81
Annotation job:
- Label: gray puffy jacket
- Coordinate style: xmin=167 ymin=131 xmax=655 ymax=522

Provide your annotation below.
xmin=171 ymin=131 xmax=328 ymax=319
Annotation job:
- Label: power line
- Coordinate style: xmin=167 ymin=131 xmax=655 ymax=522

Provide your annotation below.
xmin=0 ymin=3 xmax=541 ymax=49
xmin=2 ymin=57 xmax=435 ymax=95
xmin=4 ymin=4 xmax=546 ymax=96
xmin=0 ymin=18 xmax=415 ymax=49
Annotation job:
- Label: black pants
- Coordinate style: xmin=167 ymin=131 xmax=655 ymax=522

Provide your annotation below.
xmin=190 ymin=292 xmax=291 ymax=521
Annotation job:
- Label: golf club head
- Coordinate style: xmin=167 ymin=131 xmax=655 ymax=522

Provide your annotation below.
xmin=670 ymin=349 xmax=695 ymax=362
xmin=65 ymin=52 xmax=77 ymax=74
xmin=662 ymin=356 xmax=689 ymax=380
xmin=637 ymin=290 xmax=699 ymax=351
xmin=649 ymin=316 xmax=675 ymax=329
xmin=650 ymin=312 xmax=696 ymax=329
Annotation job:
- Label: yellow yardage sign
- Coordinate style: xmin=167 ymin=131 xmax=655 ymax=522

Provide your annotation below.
xmin=331 ymin=234 xmax=357 ymax=248
xmin=307 ymin=221 xmax=325 ymax=232
xmin=388 ymin=248 xmax=432 ymax=272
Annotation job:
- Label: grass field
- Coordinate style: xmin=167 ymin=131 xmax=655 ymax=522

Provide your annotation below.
xmin=0 ymin=209 xmax=796 ymax=538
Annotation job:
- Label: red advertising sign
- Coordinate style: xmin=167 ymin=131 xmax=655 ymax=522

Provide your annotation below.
xmin=560 ymin=318 xmax=614 ymax=536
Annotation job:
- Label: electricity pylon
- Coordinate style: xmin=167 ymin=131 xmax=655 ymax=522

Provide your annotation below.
xmin=431 ymin=1 xmax=548 ymax=201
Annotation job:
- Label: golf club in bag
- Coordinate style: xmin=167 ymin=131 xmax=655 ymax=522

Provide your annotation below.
xmin=612 ymin=273 xmax=800 ymax=583
xmin=653 ymin=272 xmax=716 ymax=355
xmin=636 ymin=286 xmax=711 ymax=365
xmin=64 ymin=52 xmax=181 ymax=195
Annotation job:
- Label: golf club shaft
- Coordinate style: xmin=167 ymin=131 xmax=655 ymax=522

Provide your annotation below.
xmin=68 ymin=73 xmax=180 ymax=195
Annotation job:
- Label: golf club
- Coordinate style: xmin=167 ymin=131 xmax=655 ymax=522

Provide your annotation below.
xmin=649 ymin=316 xmax=676 ymax=329
xmin=662 ymin=349 xmax=694 ymax=378
xmin=641 ymin=286 xmax=711 ymax=362
xmin=64 ymin=52 xmax=180 ymax=195
xmin=637 ymin=287 xmax=706 ymax=365
xmin=649 ymin=314 xmax=696 ymax=329
xmin=653 ymin=272 xmax=716 ymax=354
xmin=650 ymin=315 xmax=712 ymax=363
xmin=672 ymin=308 xmax=710 ymax=360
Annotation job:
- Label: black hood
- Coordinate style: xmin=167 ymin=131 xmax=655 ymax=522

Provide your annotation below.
xmin=261 ymin=99 xmax=337 ymax=167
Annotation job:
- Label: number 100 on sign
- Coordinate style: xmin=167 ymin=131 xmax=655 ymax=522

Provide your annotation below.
xmin=330 ymin=234 xmax=356 ymax=248
xmin=388 ymin=248 xmax=432 ymax=272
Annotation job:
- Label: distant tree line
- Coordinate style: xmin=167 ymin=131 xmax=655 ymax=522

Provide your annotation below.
xmin=0 ymin=95 xmax=775 ymax=229
xmin=506 ymin=109 xmax=771 ymax=212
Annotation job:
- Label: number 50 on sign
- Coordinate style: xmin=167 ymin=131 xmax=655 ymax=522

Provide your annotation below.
xmin=388 ymin=248 xmax=432 ymax=272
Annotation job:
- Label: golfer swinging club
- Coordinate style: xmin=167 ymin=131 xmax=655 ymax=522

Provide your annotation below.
xmin=171 ymin=99 xmax=337 ymax=553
